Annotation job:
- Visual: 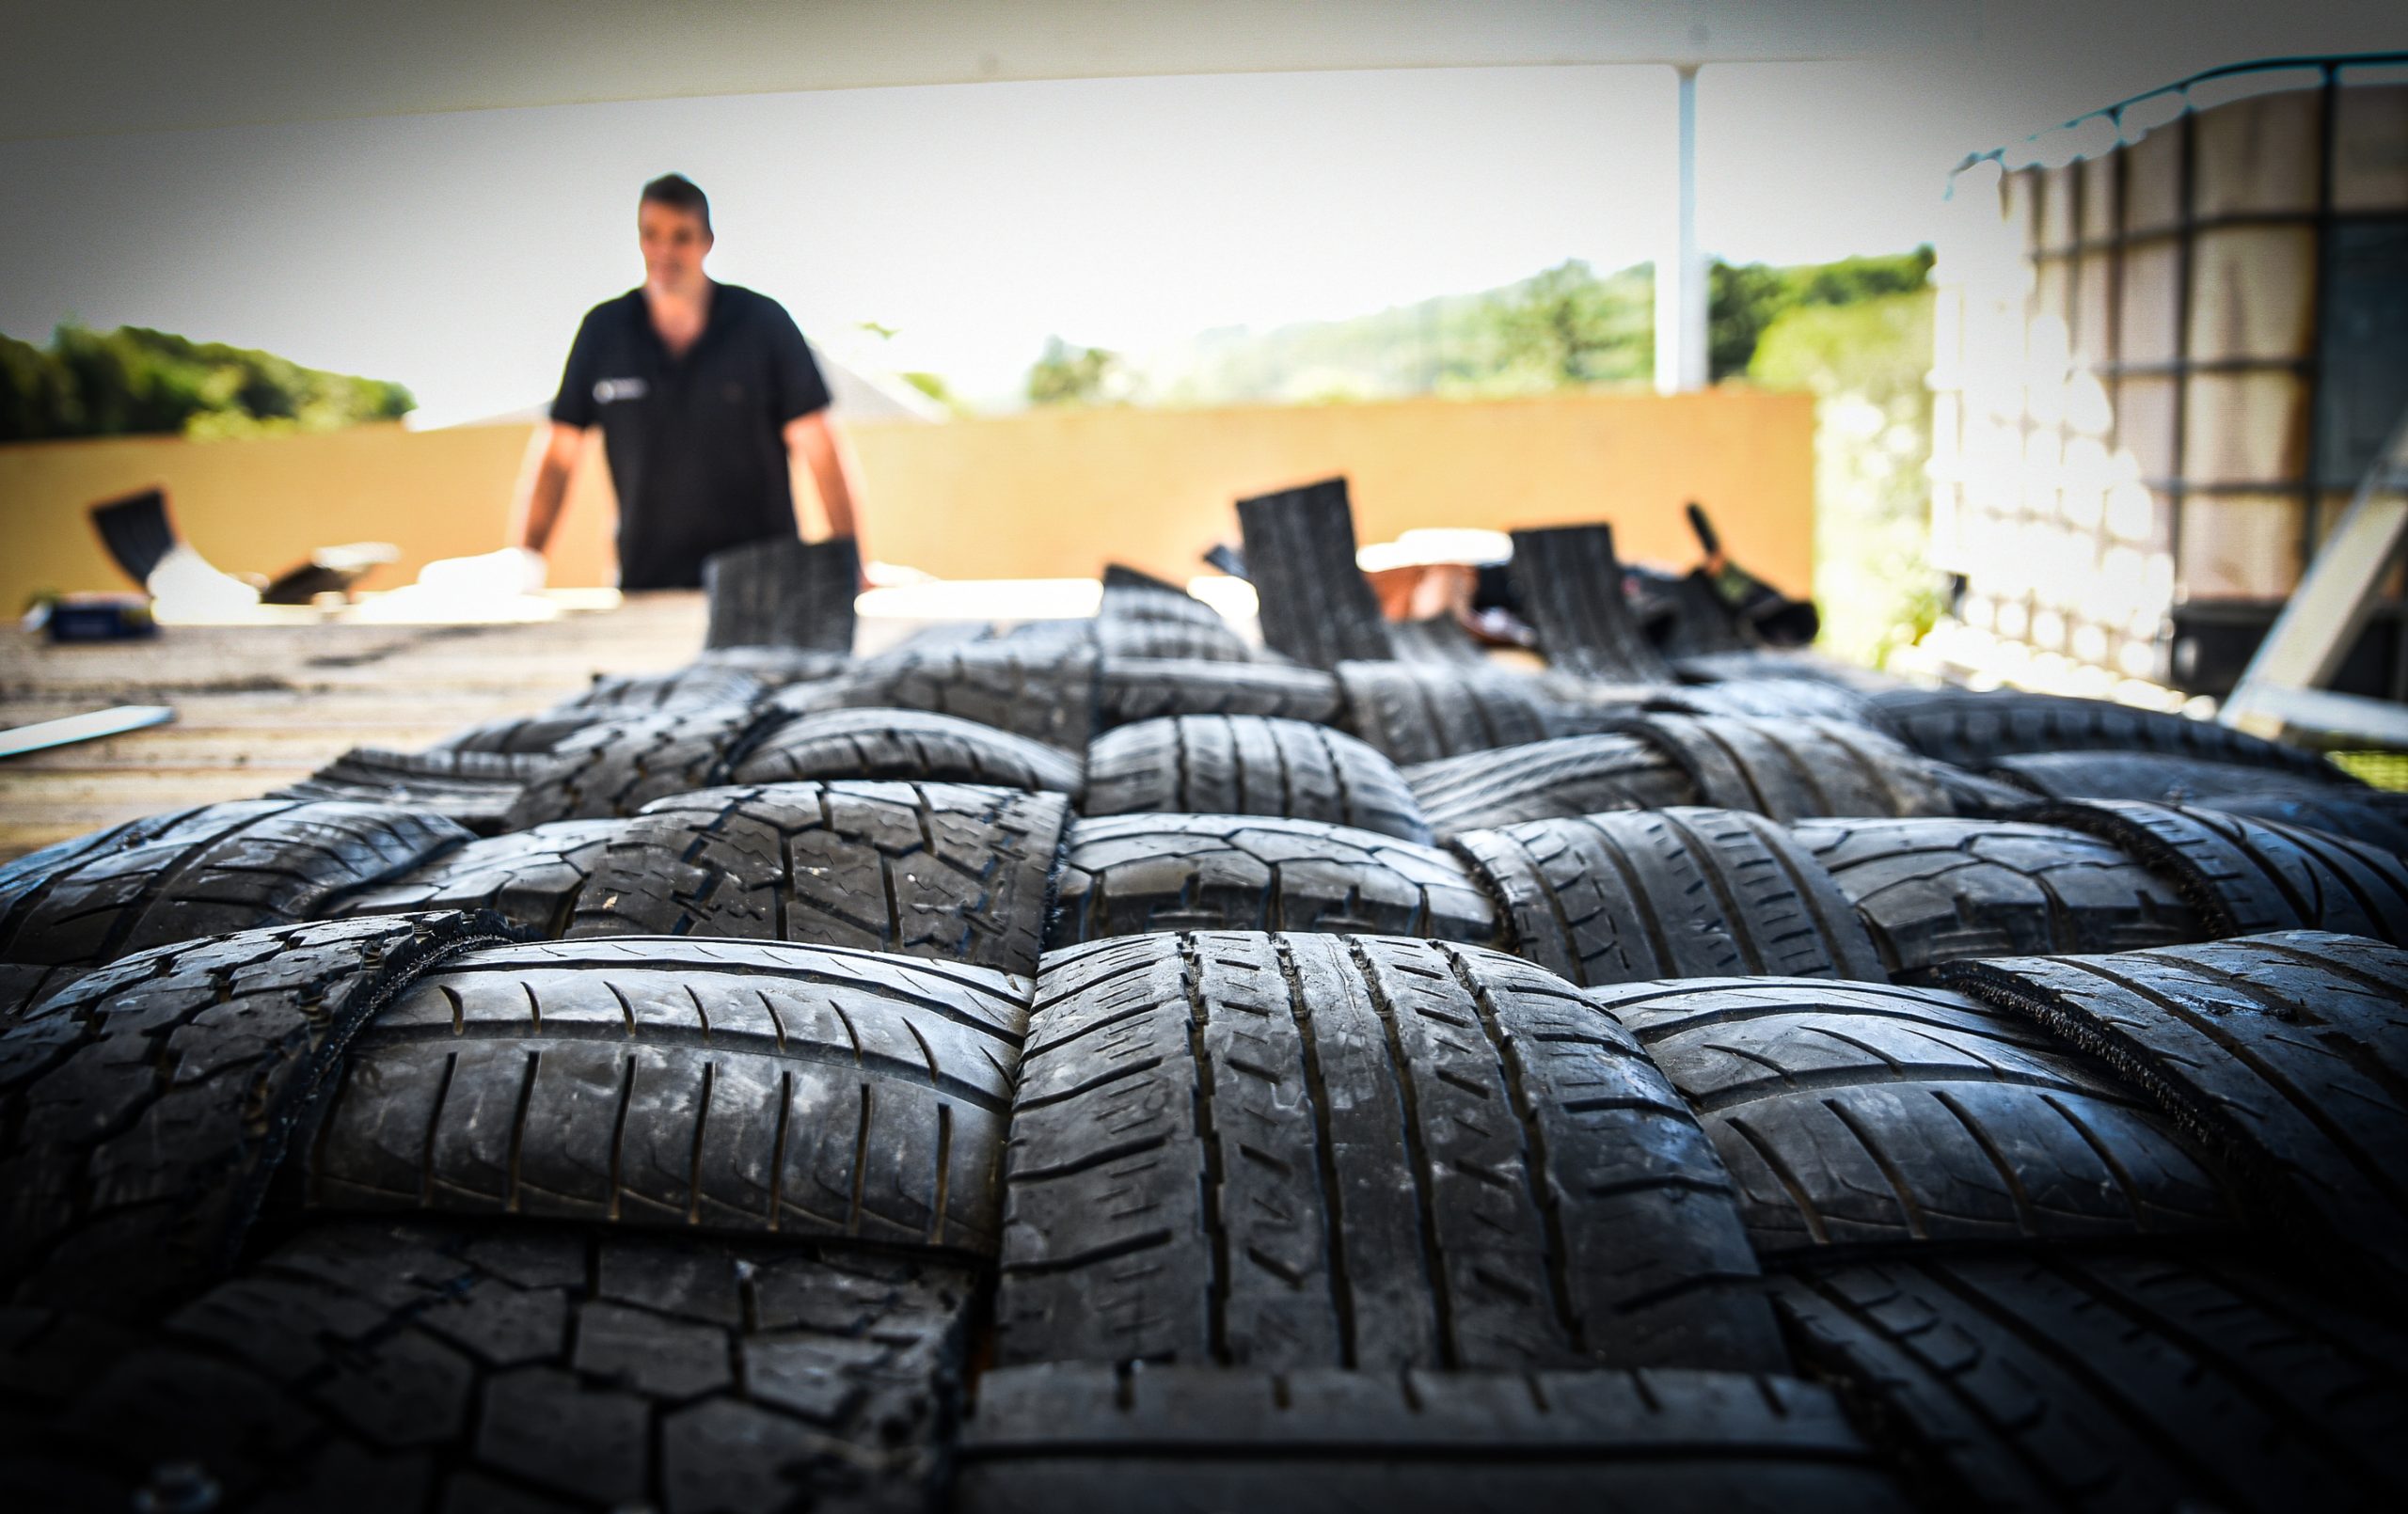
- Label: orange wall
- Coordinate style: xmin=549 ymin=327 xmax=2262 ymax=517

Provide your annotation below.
xmin=0 ymin=391 xmax=1813 ymax=607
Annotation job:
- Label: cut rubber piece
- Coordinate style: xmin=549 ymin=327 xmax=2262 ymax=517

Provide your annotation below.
xmin=1868 ymin=686 xmax=2350 ymax=781
xmin=1095 ymin=656 xmax=1343 ymax=727
xmin=1792 ymin=816 xmax=2208 ymax=974
xmin=1779 ymin=1252 xmax=2408 ymax=1514
xmin=7 ymin=1218 xmax=972 ymax=1514
xmin=1454 ymin=808 xmax=1885 ymax=987
xmin=1673 ymin=647 xmax=1904 ymax=693
xmin=2028 ymin=798 xmax=2408 ymax=942
xmin=1592 ymin=977 xmax=2242 ymax=1257
xmin=957 ymin=1364 xmax=1909 ymax=1514
xmin=997 ymin=933 xmax=1788 ymax=1373
xmin=297 ymin=937 xmax=1030 ymax=1253
xmin=701 ymin=533 xmax=860 ymax=651
xmin=1937 ymin=932 xmax=2408 ymax=1293
xmin=275 ymin=747 xmax=560 ymax=835
xmin=1046 ymin=813 xmax=1498 ymax=949
xmin=0 ymin=912 xmax=522 ymax=1319
xmin=1645 ymin=676 xmax=1886 ymax=726
xmin=1095 ymin=615 xmax=1255 ymax=662
xmin=345 ymin=781 xmax=1071 ymax=976
xmin=1985 ymin=749 xmax=2366 ymax=806
xmin=773 ymin=639 xmax=1100 ymax=751
xmin=1335 ymin=660 xmax=1640 ymax=766
xmin=1385 ymin=613 xmax=1490 ymax=666
xmin=1617 ymin=714 xmax=1957 ymax=822
xmin=1083 ymin=715 xmax=1432 ymax=843
xmin=551 ymin=660 xmax=768 ymax=716
xmin=1234 ymin=477 xmax=1394 ymax=668
xmin=1404 ymin=733 xmax=1698 ymax=836
xmin=730 ymin=706 xmax=1085 ymax=797
xmin=1507 ymin=523 xmax=1675 ymax=683
xmin=2208 ymin=789 xmax=2408 ymax=856
xmin=1100 ymin=562 xmax=1226 ymax=625
xmin=0 ymin=798 xmax=468 ymax=971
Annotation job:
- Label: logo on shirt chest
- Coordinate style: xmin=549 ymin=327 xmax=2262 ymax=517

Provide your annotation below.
xmin=594 ymin=377 xmax=650 ymax=404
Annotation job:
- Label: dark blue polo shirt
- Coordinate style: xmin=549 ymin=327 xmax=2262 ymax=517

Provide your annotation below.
xmin=549 ymin=283 xmax=832 ymax=590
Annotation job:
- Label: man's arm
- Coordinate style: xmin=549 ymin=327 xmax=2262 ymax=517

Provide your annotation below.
xmin=510 ymin=421 xmax=588 ymax=556
xmin=784 ymin=411 xmax=866 ymax=552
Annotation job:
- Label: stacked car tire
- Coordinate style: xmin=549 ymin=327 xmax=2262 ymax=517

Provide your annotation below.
xmin=3 ymin=584 xmax=2405 ymax=1512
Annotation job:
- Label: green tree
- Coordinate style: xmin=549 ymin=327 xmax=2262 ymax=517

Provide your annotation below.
xmin=0 ymin=323 xmax=412 ymax=443
xmin=1489 ymin=260 xmax=1651 ymax=387
xmin=1025 ymin=336 xmax=1125 ymax=406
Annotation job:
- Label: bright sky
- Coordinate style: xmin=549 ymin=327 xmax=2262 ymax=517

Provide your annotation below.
xmin=2 ymin=2 xmax=2400 ymax=423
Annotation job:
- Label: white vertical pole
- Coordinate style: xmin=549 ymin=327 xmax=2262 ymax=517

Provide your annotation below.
xmin=1656 ymin=63 xmax=1707 ymax=394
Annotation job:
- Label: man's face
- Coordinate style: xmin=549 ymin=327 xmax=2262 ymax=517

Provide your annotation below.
xmin=639 ymin=200 xmax=713 ymax=290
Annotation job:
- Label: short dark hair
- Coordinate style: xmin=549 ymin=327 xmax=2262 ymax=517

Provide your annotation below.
xmin=640 ymin=173 xmax=711 ymax=235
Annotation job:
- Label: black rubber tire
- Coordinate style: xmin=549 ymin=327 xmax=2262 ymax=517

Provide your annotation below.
xmin=1506 ymin=523 xmax=1674 ymax=683
xmin=1986 ymin=749 xmax=2364 ymax=805
xmin=1234 ymin=477 xmax=1394 ymax=668
xmin=2206 ymin=789 xmax=2408 ymax=856
xmin=1095 ymin=615 xmax=1255 ymax=662
xmin=956 ymin=1364 xmax=1910 ymax=1514
xmin=1454 ymin=808 xmax=1886 ymax=987
xmin=1937 ymin=931 xmax=2408 ymax=1294
xmin=1095 ymin=656 xmax=1343 ymax=727
xmin=1618 ymin=714 xmax=1957 ymax=822
xmin=550 ymin=661 xmax=768 ymax=716
xmin=332 ymin=818 xmax=624 ymax=936
xmin=1647 ymin=677 xmax=1886 ymax=726
xmin=730 ymin=707 xmax=1085 ymax=796
xmin=0 ymin=962 xmax=80 ymax=1025
xmin=0 ymin=913 xmax=521 ymax=1319
xmin=701 ymin=533 xmax=860 ymax=651
xmin=0 ymin=799 xmax=471 ymax=972
xmin=1868 ymin=687 xmax=2350 ymax=780
xmin=1646 ymin=571 xmax=1754 ymax=657
xmin=435 ymin=705 xmax=628 ymax=757
xmin=275 ymin=748 xmax=560 ymax=836
xmin=1404 ymin=733 xmax=1698 ymax=836
xmin=1386 ymin=613 xmax=1493 ymax=666
xmin=5 ymin=1218 xmax=972 ymax=1514
xmin=1335 ymin=661 xmax=1637 ymax=766
xmin=1672 ymin=648 xmax=1903 ymax=693
xmin=1101 ymin=561 xmax=1222 ymax=623
xmin=2028 ymin=798 xmax=2408 ymax=942
xmin=996 ymin=933 xmax=1789 ymax=1373
xmin=1084 ymin=716 xmax=1432 ymax=843
xmin=1791 ymin=816 xmax=2209 ymax=974
xmin=295 ymin=937 xmax=1030 ymax=1253
xmin=1592 ymin=977 xmax=2242 ymax=1257
xmin=1778 ymin=1252 xmax=2408 ymax=1513
xmin=343 ymin=781 xmax=1070 ymax=976
xmin=772 ymin=639 xmax=1101 ymax=752
xmin=1046 ymin=814 xmax=1498 ymax=949
xmin=499 ymin=703 xmax=779 ymax=829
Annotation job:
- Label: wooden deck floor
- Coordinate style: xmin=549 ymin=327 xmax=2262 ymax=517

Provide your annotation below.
xmin=0 ymin=595 xmax=711 ymax=861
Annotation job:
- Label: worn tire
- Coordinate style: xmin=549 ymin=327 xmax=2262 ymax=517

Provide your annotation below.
xmin=1507 ymin=523 xmax=1675 ymax=683
xmin=1938 ymin=931 xmax=2408 ymax=1293
xmin=1404 ymin=733 xmax=1697 ymax=836
xmin=294 ymin=937 xmax=1030 ymax=1253
xmin=499 ymin=702 xmax=776 ymax=829
xmin=332 ymin=819 xmax=625 ymax=936
xmin=957 ymin=1364 xmax=1909 ymax=1514
xmin=0 ymin=913 xmax=521 ymax=1319
xmin=1095 ymin=656 xmax=1342 ymax=727
xmin=1047 ymin=814 xmax=1497 ymax=948
xmin=701 ymin=533 xmax=860 ymax=651
xmin=551 ymin=661 xmax=769 ymax=716
xmin=1985 ymin=749 xmax=2363 ymax=806
xmin=1779 ymin=1252 xmax=2408 ymax=1513
xmin=1084 ymin=715 xmax=1431 ymax=843
xmin=2029 ymin=798 xmax=2408 ymax=942
xmin=1868 ymin=687 xmax=2348 ymax=780
xmin=1336 ymin=661 xmax=1637 ymax=766
xmin=1646 ymin=677 xmax=1886 ymax=726
xmin=1792 ymin=816 xmax=2208 ymax=974
xmin=1618 ymin=714 xmax=1957 ymax=822
xmin=1235 ymin=477 xmax=1394 ymax=668
xmin=730 ymin=707 xmax=1085 ymax=796
xmin=773 ymin=640 xmax=1100 ymax=751
xmin=1592 ymin=977 xmax=2242 ymax=1257
xmin=4 ymin=1218 xmax=972 ymax=1514
xmin=275 ymin=748 xmax=559 ymax=836
xmin=0 ymin=799 xmax=469 ymax=972
xmin=1454 ymin=808 xmax=1885 ymax=987
xmin=995 ymin=933 xmax=1789 ymax=1372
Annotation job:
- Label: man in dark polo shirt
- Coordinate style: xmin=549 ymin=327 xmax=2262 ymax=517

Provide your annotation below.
xmin=498 ymin=173 xmax=865 ymax=591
